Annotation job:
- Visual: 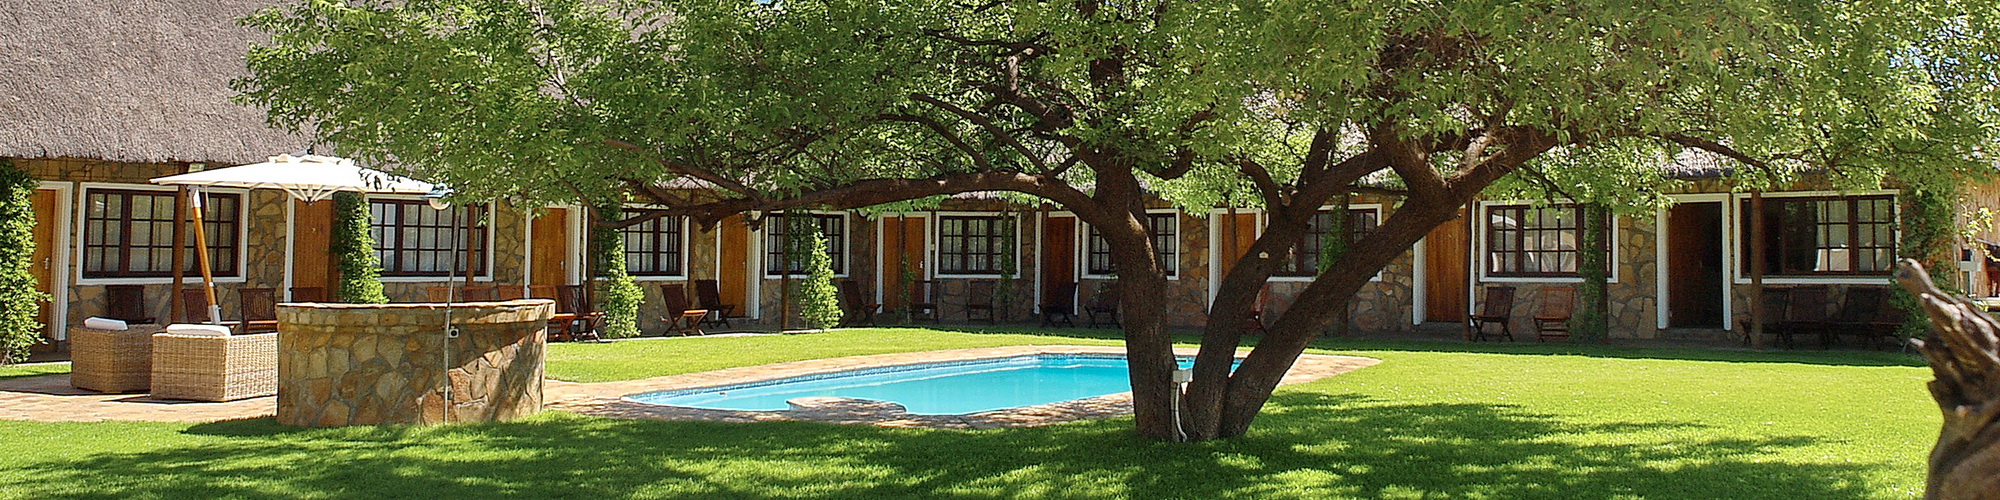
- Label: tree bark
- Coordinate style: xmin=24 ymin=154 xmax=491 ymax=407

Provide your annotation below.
xmin=1896 ymin=259 xmax=2000 ymax=500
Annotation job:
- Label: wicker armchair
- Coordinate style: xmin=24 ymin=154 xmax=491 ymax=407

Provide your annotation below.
xmin=70 ymin=324 xmax=163 ymax=393
xmin=149 ymin=331 xmax=278 ymax=401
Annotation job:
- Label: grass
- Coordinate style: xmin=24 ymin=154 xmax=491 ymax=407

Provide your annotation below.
xmin=0 ymin=361 xmax=68 ymax=380
xmin=0 ymin=329 xmax=1936 ymax=499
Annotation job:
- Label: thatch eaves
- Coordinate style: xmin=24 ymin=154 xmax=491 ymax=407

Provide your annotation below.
xmin=0 ymin=1 xmax=310 ymax=165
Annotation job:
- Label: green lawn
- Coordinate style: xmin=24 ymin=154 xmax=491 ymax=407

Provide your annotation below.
xmin=0 ymin=329 xmax=1936 ymax=499
xmin=0 ymin=361 xmax=68 ymax=380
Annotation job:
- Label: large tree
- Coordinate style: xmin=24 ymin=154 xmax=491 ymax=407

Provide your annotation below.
xmin=240 ymin=0 xmax=2000 ymax=440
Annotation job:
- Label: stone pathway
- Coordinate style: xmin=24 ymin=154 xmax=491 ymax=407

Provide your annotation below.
xmin=0 ymin=346 xmax=1378 ymax=428
xmin=0 ymin=374 xmax=275 ymax=423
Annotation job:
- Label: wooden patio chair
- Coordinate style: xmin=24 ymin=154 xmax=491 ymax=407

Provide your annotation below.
xmin=1467 ymin=286 xmax=1516 ymax=342
xmin=907 ymin=280 xmax=940 ymax=324
xmin=1084 ymin=282 xmax=1121 ymax=329
xmin=1245 ymin=285 xmax=1276 ymax=335
xmin=104 ymin=284 xmax=154 ymax=324
xmin=288 ymin=287 xmax=328 ymax=303
xmin=237 ymin=288 xmax=280 ymax=333
xmin=1828 ymin=287 xmax=1900 ymax=350
xmin=460 ymin=285 xmax=501 ymax=301
xmin=659 ymin=283 xmax=709 ymax=336
xmin=552 ymin=285 xmax=602 ymax=342
xmin=839 ymin=280 xmax=881 ymax=327
xmin=966 ymin=280 xmax=998 ymax=323
xmin=694 ymin=279 xmax=736 ymax=328
xmin=1040 ymin=282 xmax=1077 ymax=327
xmin=1533 ymin=286 xmax=1575 ymax=342
xmin=177 ymin=287 xmax=211 ymax=324
xmin=1775 ymin=286 xmax=1831 ymax=349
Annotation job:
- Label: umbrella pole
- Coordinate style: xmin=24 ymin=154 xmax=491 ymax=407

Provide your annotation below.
xmin=189 ymin=187 xmax=222 ymax=325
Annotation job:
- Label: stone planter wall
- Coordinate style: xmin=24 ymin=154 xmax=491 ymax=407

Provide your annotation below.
xmin=276 ymin=300 xmax=553 ymax=427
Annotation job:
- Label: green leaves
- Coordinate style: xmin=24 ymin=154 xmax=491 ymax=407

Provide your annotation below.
xmin=0 ymin=160 xmax=47 ymax=364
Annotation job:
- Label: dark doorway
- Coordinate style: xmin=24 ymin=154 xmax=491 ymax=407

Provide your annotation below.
xmin=1667 ymin=202 xmax=1724 ymax=328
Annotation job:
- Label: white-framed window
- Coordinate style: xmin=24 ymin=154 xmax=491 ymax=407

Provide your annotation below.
xmin=1274 ymin=207 xmax=1379 ymax=277
xmin=620 ymin=209 xmax=687 ymax=278
xmin=1739 ymin=194 xmax=1897 ymax=277
xmin=936 ymin=213 xmax=1018 ymax=276
xmin=80 ymin=187 xmax=242 ymax=279
xmin=1084 ymin=212 xmax=1179 ymax=278
xmin=763 ymin=212 xmax=848 ymax=277
xmin=369 ymin=198 xmax=491 ymax=278
xmin=1475 ymin=201 xmax=1621 ymax=283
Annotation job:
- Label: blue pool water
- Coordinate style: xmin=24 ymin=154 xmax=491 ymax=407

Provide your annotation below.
xmin=626 ymin=354 xmax=1223 ymax=415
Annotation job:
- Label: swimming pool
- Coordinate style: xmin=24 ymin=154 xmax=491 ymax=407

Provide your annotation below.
xmin=625 ymin=354 xmax=1222 ymax=415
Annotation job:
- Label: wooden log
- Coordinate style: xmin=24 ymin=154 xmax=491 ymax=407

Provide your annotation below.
xmin=1894 ymin=259 xmax=2000 ymax=500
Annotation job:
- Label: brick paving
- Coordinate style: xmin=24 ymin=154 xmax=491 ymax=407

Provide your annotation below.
xmin=1 ymin=345 xmax=1378 ymax=428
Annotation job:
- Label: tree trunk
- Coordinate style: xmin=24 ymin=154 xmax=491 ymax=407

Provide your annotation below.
xmin=1895 ymin=259 xmax=2000 ymax=500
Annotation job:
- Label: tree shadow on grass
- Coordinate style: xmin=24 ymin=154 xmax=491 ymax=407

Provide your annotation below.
xmin=2 ymin=393 xmax=1894 ymax=499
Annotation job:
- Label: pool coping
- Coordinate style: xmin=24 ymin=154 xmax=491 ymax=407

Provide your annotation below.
xmin=545 ymin=345 xmax=1381 ymax=429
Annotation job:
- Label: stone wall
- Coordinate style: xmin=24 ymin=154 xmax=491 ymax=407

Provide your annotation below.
xmin=1472 ymin=214 xmax=1659 ymax=339
xmin=276 ymin=300 xmax=551 ymax=427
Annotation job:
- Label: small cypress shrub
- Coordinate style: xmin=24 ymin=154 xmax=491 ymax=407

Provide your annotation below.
xmin=1571 ymin=203 xmax=1612 ymax=341
xmin=593 ymin=203 xmax=644 ymax=338
xmin=331 ymin=192 xmax=388 ymax=303
xmin=795 ymin=218 xmax=843 ymax=330
xmin=0 ymin=160 xmax=48 ymax=364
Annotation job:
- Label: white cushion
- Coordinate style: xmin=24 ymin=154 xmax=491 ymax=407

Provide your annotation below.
xmin=165 ymin=324 xmax=231 ymax=337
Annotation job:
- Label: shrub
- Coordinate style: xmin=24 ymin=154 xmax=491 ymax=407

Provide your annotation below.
xmin=330 ymin=192 xmax=388 ymax=304
xmin=593 ymin=203 xmax=644 ymax=338
xmin=795 ymin=218 xmax=843 ymax=330
xmin=0 ymin=160 xmax=48 ymax=364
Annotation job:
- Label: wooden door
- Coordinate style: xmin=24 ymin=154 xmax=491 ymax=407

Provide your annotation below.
xmin=30 ymin=189 xmax=56 ymax=341
xmin=717 ymin=214 xmax=750 ymax=312
xmin=880 ymin=216 xmax=927 ymax=311
xmin=1213 ymin=211 xmax=1259 ymax=278
xmin=1424 ymin=208 xmax=1470 ymax=322
xmin=1667 ymin=202 xmax=1725 ymax=328
xmin=1042 ymin=215 xmax=1076 ymax=300
xmin=291 ymin=200 xmax=336 ymax=298
xmin=530 ymin=208 xmax=570 ymax=287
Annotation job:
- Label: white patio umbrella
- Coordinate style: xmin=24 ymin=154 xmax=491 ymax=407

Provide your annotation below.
xmin=150 ymin=154 xmax=438 ymax=324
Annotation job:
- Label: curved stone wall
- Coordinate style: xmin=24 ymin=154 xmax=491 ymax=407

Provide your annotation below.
xmin=276 ymin=299 xmax=553 ymax=427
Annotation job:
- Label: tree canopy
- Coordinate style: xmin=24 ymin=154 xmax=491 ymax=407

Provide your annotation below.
xmin=240 ymin=0 xmax=2000 ymax=440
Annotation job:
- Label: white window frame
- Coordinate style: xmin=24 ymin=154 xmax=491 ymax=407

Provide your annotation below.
xmin=366 ymin=194 xmax=498 ymax=283
xmin=1080 ymin=208 xmax=1183 ymax=281
xmin=618 ymin=205 xmax=692 ymax=281
xmin=928 ymin=211 xmax=1025 ymax=279
xmin=1474 ymin=200 xmax=1622 ymax=284
xmin=1727 ymin=189 xmax=1900 ymax=285
xmin=760 ymin=210 xmax=852 ymax=279
xmin=74 ymin=182 xmax=251 ymax=285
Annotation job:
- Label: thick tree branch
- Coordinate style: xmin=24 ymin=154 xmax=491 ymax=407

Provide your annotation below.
xmin=604 ymin=138 xmax=762 ymax=200
xmin=910 ymin=93 xmax=1050 ymax=172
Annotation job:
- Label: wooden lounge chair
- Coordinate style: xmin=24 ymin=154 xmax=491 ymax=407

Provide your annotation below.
xmin=839 ymin=280 xmax=881 ymax=327
xmin=538 ymin=285 xmax=601 ymax=342
xmin=1084 ymin=282 xmax=1120 ymax=329
xmin=177 ymin=287 xmax=212 ymax=324
xmin=1534 ymin=286 xmax=1575 ymax=342
xmin=237 ymin=288 xmax=280 ymax=333
xmin=1467 ymin=286 xmax=1516 ymax=342
xmin=1775 ymin=286 xmax=1831 ymax=349
xmin=907 ymin=280 xmax=940 ymax=324
xmin=659 ymin=283 xmax=709 ymax=336
xmin=1827 ymin=287 xmax=1903 ymax=350
xmin=104 ymin=284 xmax=154 ymax=324
xmin=288 ymin=287 xmax=328 ymax=303
xmin=461 ymin=285 xmax=501 ymax=301
xmin=1040 ymin=282 xmax=1077 ymax=327
xmin=694 ymin=279 xmax=735 ymax=328
xmin=1243 ymin=285 xmax=1270 ymax=335
xmin=966 ymin=280 xmax=998 ymax=323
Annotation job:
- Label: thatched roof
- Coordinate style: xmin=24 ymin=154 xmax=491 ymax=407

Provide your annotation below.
xmin=0 ymin=1 xmax=310 ymax=165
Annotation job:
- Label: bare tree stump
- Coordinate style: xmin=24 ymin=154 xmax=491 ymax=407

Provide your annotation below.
xmin=1895 ymin=259 xmax=2000 ymax=499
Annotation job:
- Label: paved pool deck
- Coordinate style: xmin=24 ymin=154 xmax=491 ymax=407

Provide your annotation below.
xmin=0 ymin=345 xmax=1379 ymax=428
